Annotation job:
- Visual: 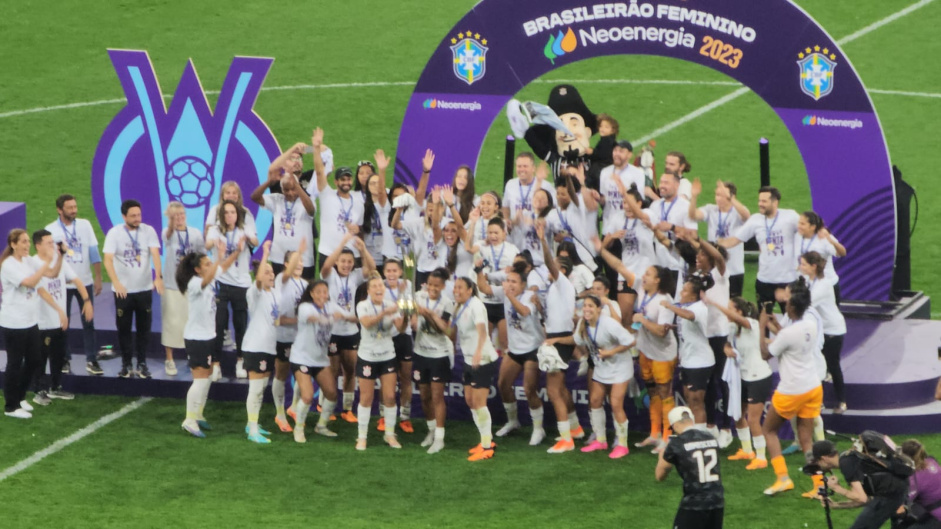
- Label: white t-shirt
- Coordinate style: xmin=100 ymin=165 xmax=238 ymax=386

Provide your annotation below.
xmin=383 ymin=280 xmax=412 ymax=337
xmin=263 ymin=193 xmax=315 ymax=267
xmin=678 ymin=177 xmax=693 ymax=201
xmin=205 ymin=226 xmax=254 ymax=288
xmin=602 ymin=212 xmax=655 ymax=280
xmin=599 ymin=163 xmax=646 ymax=229
xmin=704 ymin=268 xmax=730 ymax=338
xmin=544 ymin=272 xmax=577 ymax=334
xmin=647 ymin=197 xmax=696 ymax=271
xmin=162 ymin=227 xmax=205 ymax=291
xmin=38 ymin=261 xmax=78 ymax=331
xmin=769 ymin=318 xmax=820 ymax=395
xmin=734 ymin=209 xmax=800 ymax=283
xmin=404 ymin=218 xmax=447 ymax=272
xmin=183 ymin=273 xmax=219 ymax=341
xmin=103 ymin=223 xmax=161 ymax=293
xmin=728 ymin=319 xmax=772 ymax=382
xmin=807 ymin=276 xmax=846 ymax=336
xmin=45 ymin=218 xmax=98 ymax=287
xmin=292 ymin=301 xmax=334 ymax=368
xmin=527 ymin=265 xmax=552 ymax=311
xmin=356 ymin=299 xmax=397 ymax=362
xmin=569 ymin=264 xmax=595 ymax=295
xmin=503 ymin=178 xmax=556 ymax=217
xmin=635 ymin=291 xmax=678 ymax=362
xmin=383 ymin=207 xmax=421 ymax=261
xmin=325 ymin=269 xmax=364 ymax=336
xmin=502 ymin=290 xmax=545 ymax=353
xmin=414 ymin=290 xmax=455 ymax=359
xmin=677 ymin=301 xmax=714 ymax=369
xmin=508 ymin=210 xmax=547 ymax=268
xmin=574 ymin=315 xmax=636 ymax=384
xmin=0 ymin=256 xmax=43 ymax=329
xmin=699 ymin=204 xmax=745 ymax=276
xmin=794 ymin=235 xmax=841 ymax=283
xmin=363 ymin=201 xmax=391 ymax=266
xmin=476 ymin=242 xmax=519 ymax=304
xmin=466 ymin=215 xmax=499 ymax=250
xmin=242 ymin=284 xmax=280 ymax=355
xmin=205 ymin=204 xmax=257 ymax=235
xmin=544 ymin=194 xmax=598 ymax=263
xmin=317 ymin=187 xmax=364 ymax=257
xmin=452 ymin=297 xmax=498 ymax=364
xmin=275 ymin=274 xmax=308 ymax=343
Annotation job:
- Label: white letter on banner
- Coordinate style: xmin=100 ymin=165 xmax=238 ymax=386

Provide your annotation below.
xmin=524 ymin=21 xmax=538 ymax=37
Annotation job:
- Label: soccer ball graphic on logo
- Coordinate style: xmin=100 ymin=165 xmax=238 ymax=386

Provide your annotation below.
xmin=166 ymin=156 xmax=214 ymax=207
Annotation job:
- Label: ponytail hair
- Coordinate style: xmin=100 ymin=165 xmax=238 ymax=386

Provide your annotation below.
xmin=298 ymin=279 xmax=328 ymax=310
xmin=578 ymin=294 xmax=603 ymax=344
xmin=801 ymin=250 xmax=827 ymax=278
xmin=730 ymin=296 xmax=758 ymax=335
xmin=175 ymin=252 xmax=206 ymax=292
xmin=0 ymin=229 xmax=27 ymax=269
xmin=686 ymin=271 xmax=715 ymax=298
xmin=455 ymin=276 xmax=479 ymax=297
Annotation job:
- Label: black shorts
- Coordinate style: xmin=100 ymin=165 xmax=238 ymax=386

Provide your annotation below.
xmin=617 ymin=279 xmax=637 ymax=296
xmin=755 ymin=279 xmax=789 ymax=314
xmin=185 ymin=338 xmax=215 ymax=369
xmin=742 ymin=376 xmax=773 ymax=405
xmin=729 ymin=274 xmax=744 ymax=299
xmin=291 ymin=363 xmax=326 ymax=379
xmin=673 ymin=507 xmax=723 ymax=529
xmin=547 ymin=332 xmax=575 ymax=363
xmin=413 ymin=355 xmax=452 ymax=384
xmin=414 ymin=270 xmax=430 ymax=289
xmin=507 ymin=349 xmax=538 ymax=365
xmin=680 ymin=366 xmax=713 ymax=392
xmin=485 ymin=302 xmax=504 ymax=325
xmin=276 ymin=341 xmax=291 ymax=362
xmin=463 ymin=361 xmax=496 ymax=389
xmin=243 ymin=351 xmax=275 ymax=374
xmin=356 ymin=357 xmax=397 ymax=380
xmin=330 ymin=332 xmax=360 ymax=354
xmin=393 ymin=333 xmax=413 ymax=363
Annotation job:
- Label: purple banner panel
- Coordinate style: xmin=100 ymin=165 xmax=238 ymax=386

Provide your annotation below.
xmin=395 ymin=0 xmax=895 ymax=301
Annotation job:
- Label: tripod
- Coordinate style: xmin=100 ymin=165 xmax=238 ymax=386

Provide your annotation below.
xmin=817 ymin=471 xmax=835 ymax=529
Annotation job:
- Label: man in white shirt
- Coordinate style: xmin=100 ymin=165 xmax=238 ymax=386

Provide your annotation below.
xmin=665 ymin=151 xmax=693 ymax=200
xmin=719 ymin=186 xmax=800 ymax=314
xmin=688 ymin=180 xmax=751 ymax=298
xmin=45 ymin=194 xmax=104 ymax=375
xmin=103 ymin=199 xmax=164 ymax=379
xmin=598 ymin=140 xmax=649 ymax=293
xmin=633 ymin=172 xmax=697 ymax=287
xmin=503 ymin=152 xmax=557 ymax=250
xmin=311 ymin=128 xmax=364 ymax=267
xmin=251 ymin=142 xmax=317 ymax=278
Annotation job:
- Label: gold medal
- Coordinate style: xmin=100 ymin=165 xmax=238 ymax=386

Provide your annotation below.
xmin=376 ymin=332 xmax=383 ymax=339
xmin=284 ymin=223 xmax=292 ymax=230
xmin=767 ymin=243 xmax=775 ymax=251
xmin=136 ymin=254 xmax=142 ymax=263
xmin=67 ymin=249 xmax=75 ymax=257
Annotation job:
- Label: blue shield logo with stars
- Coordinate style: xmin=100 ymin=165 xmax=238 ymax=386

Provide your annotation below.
xmin=450 ymin=33 xmax=488 ymax=86
xmin=798 ymin=50 xmax=837 ymax=101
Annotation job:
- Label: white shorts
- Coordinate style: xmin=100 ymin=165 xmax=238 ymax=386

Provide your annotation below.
xmin=591 ymin=352 xmax=634 ymax=385
xmin=160 ymin=288 xmax=188 ymax=349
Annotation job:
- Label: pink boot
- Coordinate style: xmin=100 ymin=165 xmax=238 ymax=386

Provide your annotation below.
xmin=581 ymin=440 xmax=609 ymax=453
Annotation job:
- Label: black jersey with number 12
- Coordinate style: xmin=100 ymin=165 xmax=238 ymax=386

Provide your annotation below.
xmin=662 ymin=428 xmax=725 ymax=510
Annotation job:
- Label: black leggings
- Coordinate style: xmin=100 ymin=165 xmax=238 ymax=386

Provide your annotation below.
xmin=602 ymin=239 xmax=622 ymax=300
xmin=34 ymin=328 xmax=66 ymax=391
xmin=215 ymin=283 xmax=247 ymax=358
xmin=823 ymin=334 xmax=845 ymax=403
xmin=706 ymin=336 xmax=730 ymax=428
xmin=2 ymin=325 xmax=41 ymax=412
xmin=115 ymin=291 xmax=152 ymax=365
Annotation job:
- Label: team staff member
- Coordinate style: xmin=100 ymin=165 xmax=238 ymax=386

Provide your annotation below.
xmin=312 ymin=127 xmax=364 ymax=265
xmin=1 ymin=229 xmax=62 ymax=419
xmin=688 ymin=180 xmax=750 ymax=297
xmin=45 ymin=194 xmax=103 ymax=375
xmin=412 ymin=268 xmax=455 ymax=454
xmin=103 ymin=199 xmax=164 ymax=379
xmin=448 ymin=277 xmax=499 ymax=462
xmin=719 ymin=186 xmax=800 ymax=314
xmin=656 ymin=406 xmax=725 ymax=529
xmin=161 ymin=202 xmax=205 ymax=377
xmin=177 ymin=241 xmax=239 ymax=438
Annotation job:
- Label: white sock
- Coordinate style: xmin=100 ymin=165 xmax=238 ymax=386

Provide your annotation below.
xmin=814 ymin=416 xmax=825 ymax=441
xmin=476 ymin=407 xmax=493 ymax=448
xmin=317 ymin=398 xmax=336 ymax=427
xmin=434 ymin=426 xmax=445 ymax=441
xmin=316 ymin=388 xmax=323 ymax=408
xmin=246 ymin=378 xmax=266 ymax=435
xmin=291 ymin=380 xmax=300 ymax=409
xmin=426 ymin=419 xmax=436 ymax=434
xmin=197 ymin=378 xmax=211 ymax=420
xmin=708 ymin=425 xmax=720 ymax=439
xmin=737 ymin=427 xmax=753 ymax=453
xmin=530 ymin=406 xmax=544 ymax=431
xmin=615 ymin=419 xmax=629 ymax=447
xmin=296 ymin=399 xmax=311 ymax=428
xmin=754 ymin=435 xmax=767 ymax=460
xmin=504 ymin=401 xmax=518 ymax=424
xmin=695 ymin=423 xmax=708 ymax=431
xmin=185 ymin=379 xmax=205 ymax=421
xmin=272 ymin=379 xmax=286 ymax=419
xmin=343 ymin=392 xmax=354 ymax=412
xmin=558 ymin=421 xmax=572 ymax=442
xmin=384 ymin=404 xmax=397 ymax=436
xmin=357 ymin=404 xmax=371 ymax=439
xmin=568 ymin=411 xmax=580 ymax=430
xmin=589 ymin=408 xmax=607 ymax=444
xmin=400 ymin=401 xmax=411 ymax=421
xmin=471 ymin=408 xmax=481 ymax=428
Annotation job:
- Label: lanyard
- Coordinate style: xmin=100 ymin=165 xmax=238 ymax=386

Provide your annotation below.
xmin=386 ymin=281 xmax=401 ymax=302
xmin=338 ymin=195 xmax=353 ymax=222
xmin=558 ymin=207 xmax=572 ymax=234
xmin=225 ymin=228 xmax=238 ymax=254
xmin=451 ymin=299 xmax=472 ymax=328
xmin=176 ymin=229 xmax=190 ymax=254
xmin=59 ymin=219 xmax=78 ymax=245
xmin=479 ymin=217 xmax=488 ymax=242
xmin=623 ymin=216 xmax=638 ymax=232
xmin=371 ymin=205 xmax=382 ymax=236
xmin=124 ymin=225 xmax=140 ymax=252
xmin=269 ymin=290 xmax=279 ymax=320
xmin=764 ymin=212 xmax=779 ymax=240
xmin=638 ymin=292 xmax=653 ymax=313
xmin=660 ymin=197 xmax=677 ymax=222
xmin=489 ymin=243 xmax=505 ymax=270
xmin=519 ymin=180 xmax=534 ymax=209
xmin=371 ymin=301 xmax=385 ymax=335
xmin=588 ymin=320 xmax=600 ymax=350
xmin=284 ymin=198 xmax=296 ymax=223
xmin=426 ymin=294 xmax=442 ymax=313
xmin=290 ymin=278 xmax=304 ymax=300
xmin=717 ymin=208 xmax=729 ymax=238
xmin=340 ymin=275 xmax=351 ymax=307
xmin=800 ymin=236 xmax=813 ymax=255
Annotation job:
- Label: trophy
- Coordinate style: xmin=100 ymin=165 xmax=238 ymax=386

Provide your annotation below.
xmin=397 ymin=251 xmax=418 ymax=318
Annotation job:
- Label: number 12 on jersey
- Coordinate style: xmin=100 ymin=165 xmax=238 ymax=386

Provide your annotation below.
xmin=692 ymin=448 xmax=720 ymax=483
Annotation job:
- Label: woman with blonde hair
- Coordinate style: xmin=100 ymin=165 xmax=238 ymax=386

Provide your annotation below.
xmin=161 ymin=201 xmax=204 ymax=376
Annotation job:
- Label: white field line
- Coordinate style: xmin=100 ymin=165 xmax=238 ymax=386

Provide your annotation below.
xmin=0 ymin=397 xmax=151 ymax=483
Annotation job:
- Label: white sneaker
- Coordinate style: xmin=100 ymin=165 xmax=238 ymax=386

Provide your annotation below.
xmin=651 ymin=440 xmax=667 ymax=454
xmin=235 ymin=359 xmax=248 ymax=379
xmin=314 ymin=425 xmax=338 ymax=438
xmin=5 ymin=408 xmax=32 ymax=419
xmin=718 ymin=429 xmax=734 ymax=449
xmin=165 ymin=359 xmax=178 ymax=376
xmin=496 ymin=421 xmax=520 ymax=437
xmin=427 ymin=439 xmax=445 ymax=454
xmin=421 ymin=431 xmax=435 ymax=447
xmin=293 ymin=428 xmax=307 ymax=443
xmin=529 ymin=428 xmax=546 ymax=446
xmin=210 ymin=364 xmax=222 ymax=382
xmin=20 ymin=400 xmax=34 ymax=412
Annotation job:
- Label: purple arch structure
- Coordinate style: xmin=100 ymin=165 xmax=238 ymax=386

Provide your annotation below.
xmin=394 ymin=0 xmax=895 ymax=301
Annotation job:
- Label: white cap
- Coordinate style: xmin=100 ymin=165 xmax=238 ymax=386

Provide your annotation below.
xmin=667 ymin=406 xmax=694 ymax=427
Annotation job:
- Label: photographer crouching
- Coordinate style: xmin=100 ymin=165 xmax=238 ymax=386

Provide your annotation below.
xmin=808 ymin=439 xmax=911 ymax=529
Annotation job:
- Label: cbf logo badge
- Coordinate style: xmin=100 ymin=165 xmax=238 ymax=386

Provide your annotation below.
xmin=92 ymin=50 xmax=280 ymax=244
xmin=797 ymin=46 xmax=837 ymax=101
xmin=450 ymin=31 xmax=488 ymax=85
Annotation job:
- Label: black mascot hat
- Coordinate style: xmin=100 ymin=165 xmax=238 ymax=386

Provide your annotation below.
xmin=547 ymin=84 xmax=597 ymax=133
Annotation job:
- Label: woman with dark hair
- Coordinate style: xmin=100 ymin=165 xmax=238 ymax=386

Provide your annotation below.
xmin=602 ymin=187 xmax=657 ymax=327
xmin=177 ymin=242 xmax=239 ymax=438
xmin=556 ymin=240 xmax=595 ymax=296
xmin=271 ymin=240 xmax=307 ymax=433
xmin=467 ymin=215 xmax=519 ymax=353
xmin=449 ymin=165 xmax=479 ymax=224
xmin=901 ymin=439 xmax=941 ymax=528
xmin=378 ymin=258 xmax=416 ymax=433
xmin=391 ymin=187 xmax=446 ymax=288
xmin=795 ymin=211 xmax=847 ymax=302
xmin=360 ymin=173 xmax=390 ymax=270
xmin=466 ymin=191 xmax=502 ymax=248
xmin=448 ymin=276 xmax=499 ymax=461
xmin=439 ymin=189 xmax=474 ymax=296
xmin=290 ymin=280 xmax=340 ymax=442
xmin=412 ymin=267 xmax=455 ymax=453
xmin=799 ymin=250 xmax=847 ymax=414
